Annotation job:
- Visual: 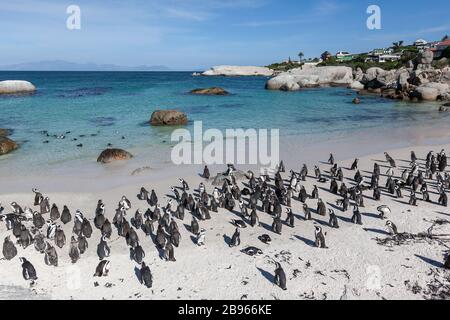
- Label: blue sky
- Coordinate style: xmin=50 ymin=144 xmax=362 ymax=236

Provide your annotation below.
xmin=1 ymin=0 xmax=450 ymax=70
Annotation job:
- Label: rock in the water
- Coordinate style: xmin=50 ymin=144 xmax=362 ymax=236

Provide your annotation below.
xmin=349 ymin=81 xmax=364 ymax=90
xmin=266 ymin=66 xmax=353 ymax=91
xmin=189 ymin=87 xmax=229 ymax=95
xmin=0 ymin=137 xmax=18 ymax=155
xmin=150 ymin=110 xmax=188 ymax=126
xmin=439 ymin=106 xmax=448 ymax=112
xmin=202 ymin=65 xmax=273 ymax=77
xmin=0 ymin=128 xmax=12 ymax=137
xmin=352 ymin=97 xmax=361 ymax=104
xmin=413 ymin=82 xmax=450 ymax=101
xmin=0 ymin=80 xmax=36 ymax=95
xmin=97 ymin=148 xmax=133 ymax=163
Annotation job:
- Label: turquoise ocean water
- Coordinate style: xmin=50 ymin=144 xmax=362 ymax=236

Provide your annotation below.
xmin=0 ymin=71 xmax=448 ymax=175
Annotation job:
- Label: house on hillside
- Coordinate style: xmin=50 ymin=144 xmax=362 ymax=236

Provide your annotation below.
xmin=414 ymin=39 xmax=428 ymax=48
xmin=335 ymin=51 xmax=357 ymax=62
xmin=430 ymin=39 xmax=450 ymax=59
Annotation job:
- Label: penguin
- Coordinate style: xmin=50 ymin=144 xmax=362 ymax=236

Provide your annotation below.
xmin=142 ymin=217 xmax=154 ymax=236
xmin=328 ymin=153 xmax=334 ymax=165
xmin=408 ymin=191 xmax=417 ymax=206
xmin=138 ymin=187 xmax=149 ymax=201
xmin=170 ymin=225 xmax=181 ymax=248
xmin=350 ymin=158 xmax=359 ymax=170
xmin=34 ymin=232 xmax=46 ymax=253
xmin=377 ymin=205 xmax=391 ymax=219
xmin=272 ymin=216 xmax=282 ymax=235
xmin=55 ymin=226 xmax=66 ymax=248
xmin=328 ymin=209 xmax=339 ymax=229
xmin=32 ymin=211 xmax=45 ymax=229
xmin=229 ymin=228 xmax=241 ymax=247
xmin=149 ymin=189 xmax=158 ymax=207
xmin=119 ymin=196 xmax=131 ymax=210
xmin=232 ymin=219 xmax=247 ymax=229
xmin=438 ymin=191 xmax=448 ymax=207
xmin=316 ymin=199 xmax=326 ymax=216
xmin=250 ymin=209 xmax=260 ymax=227
xmin=241 ymin=246 xmax=263 ymax=256
xmin=101 ymin=219 xmax=112 ymax=239
xmin=395 ymin=185 xmax=402 ymax=198
xmin=196 ymin=229 xmax=206 ymax=246
xmin=191 ymin=216 xmax=200 ymax=234
xmin=97 ymin=235 xmax=110 ymax=260
xmin=373 ymin=187 xmax=381 ymax=201
xmin=73 ymin=210 xmax=83 ymax=236
xmin=171 ymin=187 xmax=180 ymax=202
xmin=94 ymin=260 xmax=110 ymax=277
xmin=126 ymin=227 xmax=139 ymax=248
xmin=176 ymin=203 xmax=186 ymax=219
xmin=32 ymin=188 xmax=43 ymax=206
xmin=278 ymin=160 xmax=286 ymax=173
xmin=11 ymin=202 xmax=24 ymax=214
xmin=303 ymin=204 xmax=312 ymax=220
xmin=351 ymin=205 xmax=363 ymax=225
xmin=164 ymin=242 xmax=176 ymax=262
xmin=82 ymin=218 xmax=93 ymax=238
xmin=274 ymin=262 xmax=287 ymax=290
xmin=285 ymin=208 xmax=295 ymax=228
xmin=23 ymin=208 xmax=33 ymax=221
xmin=311 ymin=185 xmax=319 ymax=199
xmin=19 ymin=257 xmax=37 ymax=282
xmin=179 ymin=178 xmax=189 ymax=191
xmin=130 ymin=243 xmax=145 ymax=264
xmin=155 ymin=224 xmax=167 ymax=249
xmin=140 ymin=262 xmax=153 ymax=288
xmin=202 ymin=166 xmax=210 ymax=179
xmin=19 ymin=225 xmax=33 ymax=249
xmin=314 ymin=226 xmax=327 ymax=249
xmin=60 ymin=205 xmax=72 ymax=224
xmin=258 ymin=234 xmax=272 ymax=244
xmin=40 ymin=197 xmax=50 ymax=215
xmin=50 ymin=204 xmax=60 ymax=221
xmin=44 ymin=242 xmax=58 ymax=267
xmin=78 ymin=235 xmax=88 ymax=254
xmin=330 ymin=179 xmax=338 ymax=194
xmin=384 ymin=152 xmax=396 ymax=168
xmin=411 ymin=151 xmax=417 ymax=164
xmin=46 ymin=220 xmax=57 ymax=239
xmin=386 ymin=220 xmax=398 ymax=235
xmin=69 ymin=236 xmax=80 ymax=264
xmin=94 ymin=207 xmax=106 ymax=230
xmin=2 ymin=236 xmax=17 ymax=260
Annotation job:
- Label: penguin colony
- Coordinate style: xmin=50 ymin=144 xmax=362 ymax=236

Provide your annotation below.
xmin=1 ymin=149 xmax=449 ymax=293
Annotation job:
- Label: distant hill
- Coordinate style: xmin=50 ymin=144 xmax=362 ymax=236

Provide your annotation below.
xmin=0 ymin=60 xmax=171 ymax=71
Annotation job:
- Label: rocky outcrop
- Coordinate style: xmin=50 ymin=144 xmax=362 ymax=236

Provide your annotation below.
xmin=0 ymin=137 xmax=18 ymax=155
xmin=0 ymin=80 xmax=36 ymax=94
xmin=412 ymin=82 xmax=450 ymax=101
xmin=0 ymin=128 xmax=12 ymax=137
xmin=349 ymin=81 xmax=364 ymax=90
xmin=266 ymin=66 xmax=353 ymax=91
xmin=150 ymin=110 xmax=188 ymax=126
xmin=202 ymin=65 xmax=274 ymax=77
xmin=97 ymin=148 xmax=133 ymax=163
xmin=189 ymin=87 xmax=229 ymax=95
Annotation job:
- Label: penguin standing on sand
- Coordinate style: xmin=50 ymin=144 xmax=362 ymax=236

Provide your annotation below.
xmin=40 ymin=197 xmax=50 ymax=215
xmin=314 ymin=226 xmax=327 ymax=248
xmin=69 ymin=236 xmax=80 ymax=264
xmin=196 ymin=229 xmax=206 ymax=246
xmin=229 ymin=228 xmax=241 ymax=247
xmin=50 ymin=204 xmax=60 ymax=221
xmin=191 ymin=216 xmax=200 ymax=235
xmin=202 ymin=166 xmax=210 ymax=179
xmin=20 ymin=257 xmax=37 ymax=283
xmin=78 ymin=235 xmax=88 ymax=254
xmin=272 ymin=216 xmax=282 ymax=235
xmin=303 ymin=204 xmax=312 ymax=220
xmin=409 ymin=190 xmax=417 ymax=206
xmin=377 ymin=205 xmax=390 ymax=219
xmin=2 ymin=236 xmax=17 ymax=260
xmin=164 ymin=242 xmax=176 ymax=262
xmin=350 ymin=158 xmax=359 ymax=170
xmin=250 ymin=209 xmax=260 ymax=227
xmin=351 ymin=205 xmax=363 ymax=225
xmin=55 ymin=226 xmax=66 ymax=248
xmin=328 ymin=154 xmax=334 ymax=165
xmin=130 ymin=243 xmax=145 ymax=264
xmin=94 ymin=260 xmax=110 ymax=277
xmin=285 ymin=208 xmax=295 ymax=228
xmin=32 ymin=188 xmax=43 ymax=206
xmin=34 ymin=232 xmax=46 ymax=253
xmin=274 ymin=262 xmax=287 ymax=290
xmin=438 ymin=191 xmax=448 ymax=207
xmin=97 ymin=235 xmax=110 ymax=260
xmin=386 ymin=220 xmax=398 ymax=235
xmin=316 ymin=199 xmax=326 ymax=216
xmin=138 ymin=187 xmax=149 ymax=201
xmin=44 ymin=242 xmax=58 ymax=267
xmin=60 ymin=206 xmax=72 ymax=224
xmin=140 ymin=262 xmax=153 ymax=288
xmin=328 ymin=209 xmax=339 ymax=229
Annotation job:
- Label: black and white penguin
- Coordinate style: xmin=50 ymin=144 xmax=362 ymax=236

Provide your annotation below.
xmin=32 ymin=211 xmax=45 ymax=229
xmin=386 ymin=220 xmax=398 ymax=235
xmin=55 ymin=226 xmax=66 ymax=248
xmin=438 ymin=191 xmax=448 ymax=207
xmin=351 ymin=205 xmax=363 ymax=225
xmin=272 ymin=216 xmax=282 ymax=235
xmin=69 ymin=236 xmax=80 ymax=264
xmin=409 ymin=190 xmax=417 ymax=206
xmin=164 ymin=242 xmax=176 ymax=261
xmin=384 ymin=152 xmax=397 ymax=168
xmin=316 ymin=198 xmax=326 ymax=216
xmin=32 ymin=188 xmax=43 ymax=206
xmin=94 ymin=260 xmax=110 ymax=277
xmin=82 ymin=218 xmax=93 ymax=238
xmin=250 ymin=209 xmax=260 ymax=227
xmin=78 ymin=234 xmax=88 ymax=254
xmin=119 ymin=196 xmax=131 ymax=211
xmin=40 ymin=197 xmax=50 ymax=215
xmin=19 ymin=257 xmax=37 ymax=282
xmin=232 ymin=219 xmax=247 ymax=229
xmin=241 ymin=246 xmax=263 ymax=256
xmin=303 ymin=204 xmax=312 ymax=220
xmin=285 ymin=208 xmax=295 ymax=228
xmin=279 ymin=160 xmax=286 ymax=173
xmin=138 ymin=187 xmax=149 ymax=201
xmin=314 ymin=226 xmax=327 ymax=248
xmin=2 ymin=236 xmax=17 ymax=260
xmin=34 ymin=232 xmax=46 ymax=253
xmin=328 ymin=153 xmax=334 ymax=165
xmin=97 ymin=235 xmax=110 ymax=260
xmin=169 ymin=223 xmax=181 ymax=247
xmin=73 ymin=210 xmax=83 ymax=236
xmin=11 ymin=202 xmax=24 ymax=214
xmin=179 ymin=178 xmax=189 ymax=191
xmin=130 ymin=242 xmax=145 ymax=264
xmin=311 ymin=185 xmax=319 ymax=199
xmin=196 ymin=229 xmax=206 ymax=246
xmin=328 ymin=209 xmax=339 ymax=229
xmin=377 ymin=205 xmax=390 ymax=219
xmin=46 ymin=220 xmax=57 ymax=239
xmin=60 ymin=205 xmax=72 ymax=224
xmin=19 ymin=225 xmax=33 ymax=249
xmin=191 ymin=216 xmax=200 ymax=234
xmin=101 ymin=219 xmax=112 ymax=239
xmin=142 ymin=217 xmax=154 ymax=236
xmin=149 ymin=189 xmax=158 ymax=207
xmin=50 ymin=204 xmax=60 ymax=221
xmin=126 ymin=227 xmax=139 ymax=248
xmin=94 ymin=207 xmax=106 ymax=230
xmin=350 ymin=158 xmax=359 ymax=171
xmin=274 ymin=262 xmax=287 ymax=290
xmin=202 ymin=166 xmax=210 ymax=179
xmin=229 ymin=228 xmax=241 ymax=247
xmin=140 ymin=262 xmax=153 ymax=288
xmin=155 ymin=224 xmax=167 ymax=249
xmin=258 ymin=234 xmax=272 ymax=244
xmin=44 ymin=242 xmax=58 ymax=267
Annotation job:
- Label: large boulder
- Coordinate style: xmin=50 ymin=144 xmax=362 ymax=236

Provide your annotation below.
xmin=0 ymin=80 xmax=36 ymax=94
xmin=189 ymin=87 xmax=229 ymax=95
xmin=266 ymin=66 xmax=353 ymax=91
xmin=150 ymin=110 xmax=188 ymax=126
xmin=202 ymin=65 xmax=273 ymax=77
xmin=412 ymin=82 xmax=449 ymax=101
xmin=419 ymin=50 xmax=434 ymax=65
xmin=0 ymin=137 xmax=18 ymax=155
xmin=349 ymin=81 xmax=364 ymax=90
xmin=363 ymin=68 xmax=397 ymax=89
xmin=97 ymin=148 xmax=133 ymax=163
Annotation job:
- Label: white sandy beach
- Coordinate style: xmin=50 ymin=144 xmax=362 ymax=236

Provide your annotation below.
xmin=1 ymin=138 xmax=450 ymax=300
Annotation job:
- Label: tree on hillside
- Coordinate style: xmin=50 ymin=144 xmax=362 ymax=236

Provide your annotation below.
xmin=321 ymin=51 xmax=332 ymax=61
xmin=442 ymin=35 xmax=449 ymax=41
xmin=298 ymin=52 xmax=304 ymax=62
xmin=398 ymin=40 xmax=404 ymax=47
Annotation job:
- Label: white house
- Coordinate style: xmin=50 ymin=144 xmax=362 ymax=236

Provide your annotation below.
xmin=414 ymin=39 xmax=428 ymax=47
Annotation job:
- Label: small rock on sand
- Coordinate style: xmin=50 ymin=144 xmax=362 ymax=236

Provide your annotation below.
xmin=97 ymin=148 xmax=133 ymax=163
xmin=0 ymin=137 xmax=18 ymax=155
